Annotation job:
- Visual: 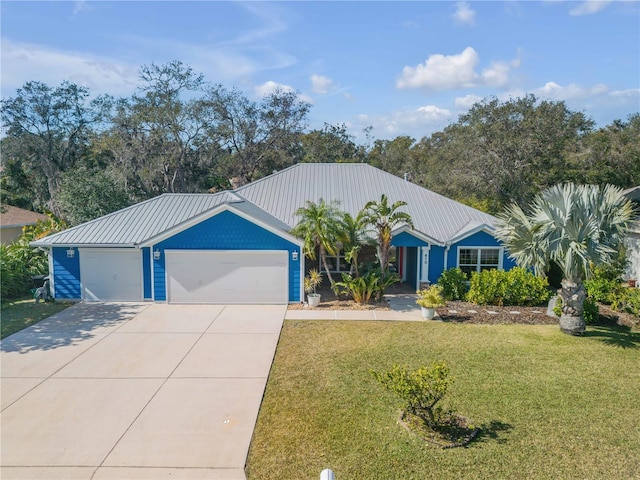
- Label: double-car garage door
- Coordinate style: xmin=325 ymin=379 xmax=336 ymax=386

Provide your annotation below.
xmin=78 ymin=248 xmax=288 ymax=304
xmin=166 ymin=250 xmax=288 ymax=304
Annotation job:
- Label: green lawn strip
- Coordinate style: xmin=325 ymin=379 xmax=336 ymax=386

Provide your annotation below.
xmin=246 ymin=321 xmax=640 ymax=480
xmin=1 ymin=298 xmax=73 ymax=339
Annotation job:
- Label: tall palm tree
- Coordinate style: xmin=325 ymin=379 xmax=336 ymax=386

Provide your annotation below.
xmin=342 ymin=211 xmax=368 ymax=277
xmin=495 ymin=183 xmax=635 ymax=335
xmin=291 ymin=199 xmax=346 ymax=287
xmin=361 ymin=194 xmax=414 ymax=275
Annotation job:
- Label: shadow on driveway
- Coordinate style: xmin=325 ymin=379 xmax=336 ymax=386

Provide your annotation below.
xmin=1 ymin=303 xmax=148 ymax=353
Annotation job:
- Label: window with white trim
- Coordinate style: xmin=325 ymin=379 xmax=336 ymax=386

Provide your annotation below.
xmin=458 ymin=247 xmax=501 ymax=276
xmin=320 ymin=250 xmax=349 ymax=273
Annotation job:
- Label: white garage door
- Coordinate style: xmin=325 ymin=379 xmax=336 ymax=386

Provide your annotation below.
xmin=79 ymin=249 xmax=142 ymax=301
xmin=166 ymin=250 xmax=288 ymax=304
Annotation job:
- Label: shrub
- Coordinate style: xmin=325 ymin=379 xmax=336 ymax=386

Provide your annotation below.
xmin=583 ymin=297 xmax=600 ymax=324
xmin=437 ymin=268 xmax=468 ymax=301
xmin=333 ymin=269 xmax=398 ymax=304
xmin=0 ymin=214 xmax=66 ymax=301
xmin=416 ymin=284 xmax=446 ymax=308
xmin=372 ymin=361 xmax=451 ymax=428
xmin=585 ymin=277 xmax=622 ymax=304
xmin=466 ymin=267 xmax=550 ymax=306
xmin=611 ymin=288 xmax=640 ymax=317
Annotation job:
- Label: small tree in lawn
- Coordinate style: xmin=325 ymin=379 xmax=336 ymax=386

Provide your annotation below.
xmin=495 ymin=183 xmax=635 ymax=335
xmin=291 ymin=199 xmax=346 ymax=287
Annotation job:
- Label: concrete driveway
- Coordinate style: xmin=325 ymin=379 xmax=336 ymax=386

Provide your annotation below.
xmin=1 ymin=302 xmax=286 ymax=480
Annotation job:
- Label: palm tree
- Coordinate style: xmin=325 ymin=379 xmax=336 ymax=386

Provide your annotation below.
xmin=361 ymin=194 xmax=414 ymax=275
xmin=291 ymin=199 xmax=346 ymax=287
xmin=495 ymin=183 xmax=635 ymax=335
xmin=342 ymin=212 xmax=368 ymax=277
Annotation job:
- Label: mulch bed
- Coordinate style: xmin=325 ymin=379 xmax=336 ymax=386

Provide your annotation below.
xmin=289 ymin=283 xmax=638 ymax=328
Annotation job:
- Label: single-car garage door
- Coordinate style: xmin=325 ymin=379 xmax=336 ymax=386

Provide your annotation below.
xmin=79 ymin=248 xmax=142 ymax=301
xmin=166 ymin=250 xmax=288 ymax=304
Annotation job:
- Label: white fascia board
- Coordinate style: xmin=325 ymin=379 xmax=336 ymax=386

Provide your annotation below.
xmin=30 ymin=242 xmax=137 ymax=248
xmin=391 ymin=225 xmax=444 ymax=247
xmin=138 ymin=203 xmax=304 ymax=248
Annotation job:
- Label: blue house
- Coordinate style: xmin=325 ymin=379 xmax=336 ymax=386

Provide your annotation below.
xmin=32 ymin=163 xmax=515 ymax=304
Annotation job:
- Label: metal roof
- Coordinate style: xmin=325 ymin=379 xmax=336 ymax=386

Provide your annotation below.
xmin=31 ymin=191 xmax=246 ymax=247
xmin=236 ymin=163 xmax=497 ymax=244
xmin=32 ymin=163 xmax=498 ymax=247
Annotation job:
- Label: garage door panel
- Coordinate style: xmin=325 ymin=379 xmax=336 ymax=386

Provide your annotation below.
xmin=166 ymin=250 xmax=288 ymax=304
xmin=80 ymin=249 xmax=142 ymax=302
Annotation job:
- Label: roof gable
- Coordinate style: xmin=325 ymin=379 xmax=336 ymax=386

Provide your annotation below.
xmin=236 ymin=163 xmax=498 ymax=243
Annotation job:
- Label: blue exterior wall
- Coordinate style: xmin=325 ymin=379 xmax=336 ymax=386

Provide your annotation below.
xmin=447 ymin=231 xmax=514 ymax=271
xmin=392 ymin=231 xmax=428 ymax=247
xmin=428 ymin=245 xmax=446 ymax=284
xmin=152 ymin=210 xmax=301 ymax=302
xmin=142 ymin=247 xmax=152 ymax=299
xmin=52 ymin=247 xmax=81 ymax=299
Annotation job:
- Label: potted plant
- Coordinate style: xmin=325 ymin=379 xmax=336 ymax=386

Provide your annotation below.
xmin=304 ymin=269 xmax=323 ymax=307
xmin=416 ymin=284 xmax=446 ymax=320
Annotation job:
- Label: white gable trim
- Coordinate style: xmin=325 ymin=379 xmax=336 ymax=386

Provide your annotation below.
xmin=447 ymin=223 xmax=496 ymax=245
xmin=138 ymin=203 xmax=303 ymax=248
xmin=391 ymin=225 xmax=443 ymax=246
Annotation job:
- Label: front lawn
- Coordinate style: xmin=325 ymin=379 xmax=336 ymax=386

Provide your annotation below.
xmin=1 ymin=298 xmax=73 ymax=339
xmin=247 ymin=320 xmax=640 ymax=480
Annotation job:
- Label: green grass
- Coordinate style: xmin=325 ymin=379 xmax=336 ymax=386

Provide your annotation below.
xmin=246 ymin=321 xmax=640 ymax=480
xmin=1 ymin=297 xmax=73 ymax=339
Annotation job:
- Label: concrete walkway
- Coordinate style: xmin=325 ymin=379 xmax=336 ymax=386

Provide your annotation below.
xmin=285 ymin=293 xmax=434 ymax=321
xmin=1 ymin=303 xmax=286 ymax=480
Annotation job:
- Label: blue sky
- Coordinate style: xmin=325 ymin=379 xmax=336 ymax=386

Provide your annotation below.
xmin=1 ymin=1 xmax=639 ymax=141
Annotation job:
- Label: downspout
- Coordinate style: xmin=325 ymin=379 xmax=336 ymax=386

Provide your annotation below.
xmin=444 ymin=242 xmax=451 ymax=271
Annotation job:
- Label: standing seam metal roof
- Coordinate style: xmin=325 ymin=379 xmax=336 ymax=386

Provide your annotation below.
xmin=235 ymin=163 xmax=498 ymax=244
xmin=32 ymin=164 xmax=498 ymax=247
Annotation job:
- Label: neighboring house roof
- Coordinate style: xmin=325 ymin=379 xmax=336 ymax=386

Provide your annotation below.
xmin=236 ymin=163 xmax=497 ymax=244
xmin=0 ymin=205 xmax=48 ymax=228
xmin=623 ymin=186 xmax=640 ymax=234
xmin=623 ymin=186 xmax=640 ymax=202
xmin=32 ymin=163 xmax=498 ymax=247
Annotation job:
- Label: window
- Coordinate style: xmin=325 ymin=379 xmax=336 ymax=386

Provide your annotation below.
xmin=320 ymin=250 xmax=349 ymax=273
xmin=458 ymin=247 xmax=501 ymax=276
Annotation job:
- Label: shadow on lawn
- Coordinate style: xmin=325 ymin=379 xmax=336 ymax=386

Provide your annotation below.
xmin=474 ymin=420 xmax=514 ymax=445
xmin=583 ymin=324 xmax=640 ymax=349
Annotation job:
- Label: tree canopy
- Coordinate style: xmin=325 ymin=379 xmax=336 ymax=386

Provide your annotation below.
xmin=2 ymin=64 xmax=638 ymax=225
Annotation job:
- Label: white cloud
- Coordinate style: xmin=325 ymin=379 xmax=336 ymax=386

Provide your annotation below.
xmin=310 ymin=74 xmax=333 ymax=94
xmin=610 ymin=88 xmax=640 ymax=98
xmin=254 ymin=80 xmax=313 ymax=104
xmin=397 ymin=47 xmax=518 ymax=91
xmin=569 ymin=1 xmax=612 ymax=16
xmin=1 ymin=38 xmax=138 ymax=96
xmin=453 ymin=2 xmax=476 ymax=25
xmin=455 ymin=94 xmax=483 ymax=110
xmin=397 ymin=47 xmax=480 ymax=90
xmin=535 ymin=81 xmax=609 ymax=100
xmin=353 ymin=105 xmax=451 ymax=140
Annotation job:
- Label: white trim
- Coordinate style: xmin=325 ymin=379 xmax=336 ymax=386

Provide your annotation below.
xmin=401 ymin=247 xmax=407 ymax=282
xmin=48 ymin=248 xmax=55 ymax=298
xmin=420 ymin=246 xmax=431 ymax=283
xmin=139 ymin=204 xmax=303 ymax=248
xmin=447 ymin=223 xmax=496 ymax=245
xmin=391 ymin=225 xmax=442 ymax=246
xmin=456 ymin=246 xmax=504 ymax=273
